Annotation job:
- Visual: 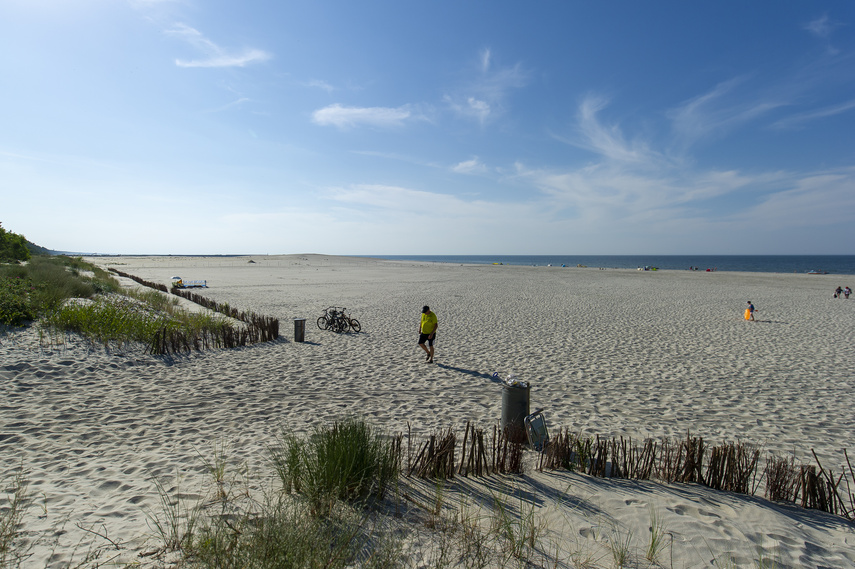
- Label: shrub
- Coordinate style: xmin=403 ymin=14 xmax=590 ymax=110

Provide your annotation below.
xmin=271 ymin=418 xmax=400 ymax=516
xmin=0 ymin=224 xmax=31 ymax=264
xmin=0 ymin=277 xmax=38 ymax=326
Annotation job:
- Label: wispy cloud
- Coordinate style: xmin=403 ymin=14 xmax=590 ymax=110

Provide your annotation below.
xmin=667 ymin=78 xmax=784 ymax=149
xmin=445 ymin=96 xmax=491 ymax=123
xmin=446 ymin=48 xmax=528 ymax=125
xmin=805 ymin=14 xmax=837 ymax=39
xmin=480 ymin=48 xmax=491 ymax=73
xmin=166 ymin=23 xmax=271 ymax=68
xmin=804 ymin=14 xmax=844 ymax=55
xmin=519 ymin=94 xmax=855 ymax=250
xmin=772 ymin=98 xmax=855 ymax=129
xmin=452 ymin=157 xmax=487 ymax=175
xmin=203 ymin=97 xmax=251 ymax=113
xmin=303 ymin=79 xmax=335 ymax=92
xmin=311 ymin=104 xmax=415 ymax=129
xmin=576 ymin=95 xmax=660 ymax=164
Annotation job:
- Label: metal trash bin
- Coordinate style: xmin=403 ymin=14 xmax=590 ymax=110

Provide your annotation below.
xmin=294 ymin=318 xmax=306 ymax=342
xmin=501 ymin=382 xmax=530 ymax=442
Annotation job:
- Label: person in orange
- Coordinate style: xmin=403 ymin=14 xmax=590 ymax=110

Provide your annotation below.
xmin=418 ymin=306 xmax=438 ymax=363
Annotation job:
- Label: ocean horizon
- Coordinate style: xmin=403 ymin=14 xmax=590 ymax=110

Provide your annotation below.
xmin=369 ymin=255 xmax=855 ymax=276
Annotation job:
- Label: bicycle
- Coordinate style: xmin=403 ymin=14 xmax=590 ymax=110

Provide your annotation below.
xmin=317 ymin=306 xmax=361 ymax=333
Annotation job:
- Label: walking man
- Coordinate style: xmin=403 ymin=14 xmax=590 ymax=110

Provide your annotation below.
xmin=418 ymin=306 xmax=438 ymax=363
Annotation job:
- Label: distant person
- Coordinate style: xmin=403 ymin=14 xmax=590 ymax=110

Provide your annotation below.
xmin=835 ymin=286 xmax=843 ymax=299
xmin=746 ymin=301 xmax=756 ymax=321
xmin=845 ymin=286 xmax=851 ymax=299
xmin=418 ymin=306 xmax=438 ymax=363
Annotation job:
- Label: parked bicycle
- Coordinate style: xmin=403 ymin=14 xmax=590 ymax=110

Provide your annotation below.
xmin=317 ymin=306 xmax=361 ymax=333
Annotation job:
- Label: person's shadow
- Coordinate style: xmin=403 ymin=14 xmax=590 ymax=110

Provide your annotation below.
xmin=435 ymin=363 xmax=502 ymax=383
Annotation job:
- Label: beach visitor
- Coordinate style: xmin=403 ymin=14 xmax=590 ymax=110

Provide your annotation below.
xmin=835 ymin=286 xmax=843 ymax=299
xmin=845 ymin=286 xmax=851 ymax=299
xmin=418 ymin=306 xmax=438 ymax=363
xmin=746 ymin=301 xmax=756 ymax=321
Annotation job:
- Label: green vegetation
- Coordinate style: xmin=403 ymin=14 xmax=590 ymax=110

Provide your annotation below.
xmin=42 ymin=295 xmax=176 ymax=345
xmin=0 ymin=256 xmax=109 ymax=326
xmin=0 ymin=255 xmax=238 ymax=352
xmin=271 ymin=417 xmax=401 ymax=517
xmin=0 ymin=224 xmax=31 ymax=264
xmin=148 ymin=418 xmax=405 ymax=569
xmin=0 ymin=467 xmax=30 ymax=568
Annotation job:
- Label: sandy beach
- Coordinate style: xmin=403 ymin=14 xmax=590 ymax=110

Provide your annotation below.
xmin=2 ymin=255 xmax=854 ymax=568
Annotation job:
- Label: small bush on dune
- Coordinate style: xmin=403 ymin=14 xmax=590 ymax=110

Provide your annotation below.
xmin=271 ymin=418 xmax=400 ymax=516
xmin=0 ymin=276 xmax=38 ymax=326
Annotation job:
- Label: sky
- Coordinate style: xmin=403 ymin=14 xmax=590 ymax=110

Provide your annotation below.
xmin=1 ymin=1 xmax=854 ymax=255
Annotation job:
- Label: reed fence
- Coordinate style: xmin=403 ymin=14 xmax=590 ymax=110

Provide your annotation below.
xmin=403 ymin=423 xmax=855 ymax=523
xmin=108 ymin=268 xmax=279 ymax=354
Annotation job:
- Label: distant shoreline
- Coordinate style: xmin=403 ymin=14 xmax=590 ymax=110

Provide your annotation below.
xmin=58 ymin=252 xmax=855 ymax=276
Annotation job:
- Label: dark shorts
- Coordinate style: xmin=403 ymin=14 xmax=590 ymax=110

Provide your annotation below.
xmin=418 ymin=333 xmax=435 ymax=347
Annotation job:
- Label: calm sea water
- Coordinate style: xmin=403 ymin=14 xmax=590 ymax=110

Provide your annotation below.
xmin=371 ymin=255 xmax=855 ymax=275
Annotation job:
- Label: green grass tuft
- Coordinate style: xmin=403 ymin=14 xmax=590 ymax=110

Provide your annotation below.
xmin=271 ymin=417 xmax=401 ymax=516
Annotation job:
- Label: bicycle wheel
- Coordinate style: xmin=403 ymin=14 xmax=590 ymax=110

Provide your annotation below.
xmin=349 ymin=319 xmax=361 ymax=333
xmin=332 ymin=317 xmax=346 ymax=333
xmin=317 ymin=316 xmax=329 ymax=330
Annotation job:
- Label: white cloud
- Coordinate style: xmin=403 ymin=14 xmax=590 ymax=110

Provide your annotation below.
xmin=480 ymin=48 xmax=491 ymax=73
xmin=166 ymin=23 xmax=271 ymax=68
xmin=452 ymin=157 xmax=487 ymax=175
xmin=311 ymin=104 xmax=413 ymax=129
xmin=446 ymin=49 xmax=528 ymax=125
xmin=304 ymin=79 xmax=335 ymax=92
xmin=748 ymin=169 xmax=855 ymax=227
xmin=667 ymin=78 xmax=785 ymax=148
xmin=576 ymin=95 xmax=658 ymax=164
xmin=805 ymin=14 xmax=836 ymax=38
xmin=771 ymin=98 xmax=855 ymax=130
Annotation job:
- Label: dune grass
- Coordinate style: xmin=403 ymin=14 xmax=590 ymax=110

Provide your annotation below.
xmin=0 ymin=255 xmax=240 ymax=352
xmin=145 ymin=418 xmax=406 ymax=569
xmin=270 ymin=417 xmax=401 ymax=517
xmin=42 ymin=295 xmax=178 ymax=346
xmin=0 ymin=256 xmax=114 ymax=326
xmin=0 ymin=468 xmax=30 ymax=568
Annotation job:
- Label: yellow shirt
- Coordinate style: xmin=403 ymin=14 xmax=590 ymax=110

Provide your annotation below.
xmin=420 ymin=311 xmax=437 ymax=334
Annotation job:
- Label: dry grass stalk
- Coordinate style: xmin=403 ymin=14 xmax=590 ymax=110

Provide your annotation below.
xmin=705 ymin=442 xmax=760 ymax=494
xmin=493 ymin=424 xmax=525 ymax=475
xmin=765 ymin=455 xmax=799 ymax=503
xmin=844 ymin=449 xmax=855 ymax=521
xmin=408 ymin=428 xmax=456 ymax=479
xmin=810 ymin=450 xmax=848 ymax=518
xmin=457 ymin=422 xmax=490 ymax=477
xmin=538 ymin=428 xmax=575 ymax=471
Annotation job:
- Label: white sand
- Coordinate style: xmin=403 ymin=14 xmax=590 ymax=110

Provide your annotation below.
xmin=1 ymin=255 xmax=854 ymax=567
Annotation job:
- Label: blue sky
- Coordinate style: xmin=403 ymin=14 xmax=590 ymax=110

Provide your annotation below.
xmin=2 ymin=1 xmax=854 ymax=255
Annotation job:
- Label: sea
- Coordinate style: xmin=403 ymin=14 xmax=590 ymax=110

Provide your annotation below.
xmin=369 ymin=255 xmax=855 ymax=276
